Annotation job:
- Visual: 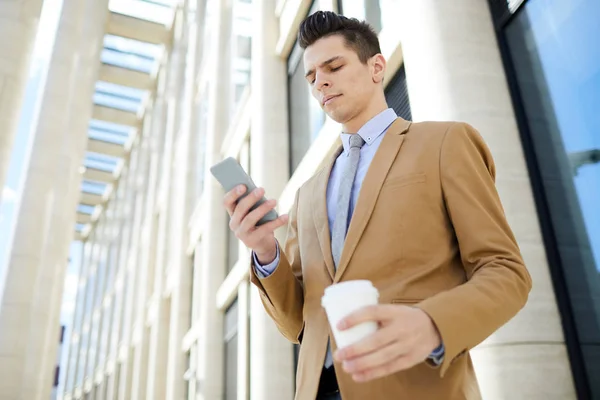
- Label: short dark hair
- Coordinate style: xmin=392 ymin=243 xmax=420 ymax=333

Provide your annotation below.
xmin=298 ymin=11 xmax=381 ymax=64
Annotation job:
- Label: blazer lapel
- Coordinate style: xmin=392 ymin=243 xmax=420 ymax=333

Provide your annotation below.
xmin=334 ymin=118 xmax=412 ymax=282
xmin=312 ymin=140 xmax=343 ymax=281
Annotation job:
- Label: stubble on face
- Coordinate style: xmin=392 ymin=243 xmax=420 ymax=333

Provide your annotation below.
xmin=303 ymin=35 xmax=376 ymax=130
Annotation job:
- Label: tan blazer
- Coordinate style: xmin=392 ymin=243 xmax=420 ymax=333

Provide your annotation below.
xmin=250 ymin=118 xmax=532 ymax=400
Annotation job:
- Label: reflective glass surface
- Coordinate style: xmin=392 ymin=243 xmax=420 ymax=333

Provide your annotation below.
xmin=108 ymin=0 xmax=175 ymax=24
xmin=287 ymin=1 xmax=326 ymax=174
xmin=505 ymin=0 xmax=600 ymax=394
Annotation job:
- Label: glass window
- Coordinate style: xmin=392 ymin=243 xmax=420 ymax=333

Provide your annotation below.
xmin=287 ymin=1 xmax=325 ymax=174
xmin=185 ymin=345 xmax=197 ymax=400
xmin=97 ymin=294 xmax=114 ymax=369
xmin=88 ymin=119 xmax=134 ymax=146
xmin=101 ymin=34 xmax=162 ymax=74
xmin=94 ymin=81 xmax=146 ymax=114
xmin=195 ymin=96 xmax=209 ymax=200
xmin=109 ymin=286 xmax=123 ymax=358
xmin=230 ymin=0 xmax=252 ymax=115
xmin=108 ymin=0 xmax=176 ymax=25
xmin=190 ymin=252 xmax=198 ymax=324
xmin=84 ymin=269 xmax=97 ymax=317
xmin=86 ymin=313 xmax=100 ymax=377
xmin=503 ymin=0 xmax=600 ymax=396
xmin=224 ymin=299 xmax=239 ymax=400
xmin=73 ymin=241 xmax=92 ymax=333
xmin=338 ymin=0 xmax=382 ymax=33
xmin=118 ymin=273 xmax=130 ymax=340
xmin=76 ymin=318 xmax=90 ymax=386
xmin=384 ymin=65 xmax=412 ymax=121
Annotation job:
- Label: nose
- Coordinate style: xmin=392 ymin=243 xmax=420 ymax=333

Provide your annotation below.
xmin=314 ymin=72 xmax=330 ymax=91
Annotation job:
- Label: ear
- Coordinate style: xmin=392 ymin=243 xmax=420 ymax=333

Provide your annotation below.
xmin=371 ymin=54 xmax=386 ymax=84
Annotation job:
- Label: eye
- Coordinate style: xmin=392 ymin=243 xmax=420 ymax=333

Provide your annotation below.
xmin=331 ymin=65 xmax=343 ymax=72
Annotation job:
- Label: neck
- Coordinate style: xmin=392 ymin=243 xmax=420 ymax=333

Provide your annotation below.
xmin=342 ymin=94 xmax=389 ymax=133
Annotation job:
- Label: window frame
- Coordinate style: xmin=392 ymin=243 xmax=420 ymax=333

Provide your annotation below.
xmin=485 ymin=1 xmax=593 ymax=398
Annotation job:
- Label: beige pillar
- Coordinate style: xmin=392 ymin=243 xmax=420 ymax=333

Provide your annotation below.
xmin=195 ymin=0 xmax=234 ymax=397
xmin=236 ymin=280 xmax=250 ymax=400
xmin=164 ymin=3 xmax=199 ymax=398
xmin=117 ymin=143 xmax=148 ymax=400
xmin=133 ymin=107 xmax=164 ymax=399
xmin=248 ymin=0 xmax=294 ymax=399
xmin=0 ymin=0 xmax=95 ymax=398
xmin=129 ymin=107 xmax=158 ymax=400
xmin=146 ymin=97 xmax=175 ymax=400
xmin=146 ymin=297 xmax=171 ymax=400
xmin=104 ymin=161 xmax=135 ymax=400
xmin=62 ymin=241 xmax=94 ymax=397
xmin=0 ymin=0 xmax=44 ymax=196
xmin=34 ymin=0 xmax=110 ymax=396
xmin=101 ymin=169 xmax=130 ymax=400
xmin=396 ymin=1 xmax=575 ymax=399
xmin=79 ymin=225 xmax=109 ymax=396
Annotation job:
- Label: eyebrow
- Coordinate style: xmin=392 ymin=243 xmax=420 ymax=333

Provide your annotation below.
xmin=304 ymin=56 xmax=344 ymax=79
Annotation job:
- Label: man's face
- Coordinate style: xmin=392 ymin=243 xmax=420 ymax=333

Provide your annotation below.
xmin=303 ymin=35 xmax=380 ymax=126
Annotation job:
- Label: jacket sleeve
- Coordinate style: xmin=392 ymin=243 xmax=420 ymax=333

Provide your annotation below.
xmin=249 ymin=189 xmax=305 ymax=343
xmin=416 ymin=122 xmax=532 ymax=377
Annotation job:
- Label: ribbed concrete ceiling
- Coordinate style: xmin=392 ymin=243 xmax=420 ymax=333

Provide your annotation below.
xmin=75 ymin=0 xmax=175 ymax=240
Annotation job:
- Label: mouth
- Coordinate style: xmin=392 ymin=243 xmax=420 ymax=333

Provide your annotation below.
xmin=322 ymin=94 xmax=341 ymax=106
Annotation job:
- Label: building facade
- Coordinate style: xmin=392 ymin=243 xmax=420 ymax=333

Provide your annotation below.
xmin=0 ymin=0 xmax=598 ymax=399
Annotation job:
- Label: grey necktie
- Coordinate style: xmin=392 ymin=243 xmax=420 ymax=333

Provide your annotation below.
xmin=325 ymin=134 xmax=365 ymax=368
xmin=331 ymin=134 xmax=366 ymax=269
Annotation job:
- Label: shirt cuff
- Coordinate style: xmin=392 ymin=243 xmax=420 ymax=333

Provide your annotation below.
xmin=252 ymin=244 xmax=280 ymax=278
xmin=428 ymin=343 xmax=445 ymax=366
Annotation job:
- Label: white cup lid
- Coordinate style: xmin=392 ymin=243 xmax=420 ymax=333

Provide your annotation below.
xmin=322 ymin=280 xmax=379 ymax=300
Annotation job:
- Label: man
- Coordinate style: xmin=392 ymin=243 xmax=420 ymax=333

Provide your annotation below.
xmin=223 ymin=11 xmax=532 ymax=400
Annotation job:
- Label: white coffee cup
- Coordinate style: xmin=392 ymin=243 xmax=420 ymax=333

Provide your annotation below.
xmin=321 ymin=280 xmax=380 ymax=349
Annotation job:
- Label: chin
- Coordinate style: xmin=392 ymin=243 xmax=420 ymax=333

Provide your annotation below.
xmin=326 ymin=109 xmax=349 ymax=124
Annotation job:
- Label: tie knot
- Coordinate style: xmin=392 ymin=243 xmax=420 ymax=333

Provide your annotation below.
xmin=349 ymin=134 xmax=365 ymax=150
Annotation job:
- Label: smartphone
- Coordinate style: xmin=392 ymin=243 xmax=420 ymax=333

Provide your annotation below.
xmin=210 ymin=157 xmax=278 ymax=226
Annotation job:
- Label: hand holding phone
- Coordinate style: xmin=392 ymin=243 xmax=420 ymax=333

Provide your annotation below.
xmin=210 ymin=157 xmax=278 ymax=226
xmin=211 ymin=157 xmax=287 ymax=263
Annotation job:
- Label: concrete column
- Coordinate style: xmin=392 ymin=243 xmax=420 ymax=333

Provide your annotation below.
xmin=0 ymin=0 xmax=44 ymax=196
xmin=195 ymin=0 xmax=232 ymax=399
xmin=248 ymin=0 xmax=294 ymax=399
xmin=130 ymin=108 xmax=158 ymax=400
xmin=101 ymin=152 xmax=135 ymax=400
xmin=0 ymin=0 xmax=93 ymax=397
xmin=104 ymin=162 xmax=135 ymax=400
xmin=73 ymin=237 xmax=101 ymax=392
xmin=84 ymin=220 xmax=111 ymax=393
xmin=63 ymin=241 xmax=94 ymax=396
xmin=237 ymin=281 xmax=250 ymax=400
xmin=396 ymin=1 xmax=576 ymax=399
xmin=146 ymin=297 xmax=171 ymax=400
xmin=164 ymin=2 xmax=201 ymax=399
xmin=117 ymin=145 xmax=146 ymax=400
xmin=46 ymin=0 xmax=109 ymax=388
xmin=146 ymin=96 xmax=175 ymax=400
xmin=79 ymin=225 xmax=110 ymax=395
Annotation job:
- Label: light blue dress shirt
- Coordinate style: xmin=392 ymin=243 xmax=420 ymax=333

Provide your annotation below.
xmin=253 ymin=108 xmax=445 ymax=364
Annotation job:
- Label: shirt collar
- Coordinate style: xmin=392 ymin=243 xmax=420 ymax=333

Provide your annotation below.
xmin=340 ymin=108 xmax=398 ymax=154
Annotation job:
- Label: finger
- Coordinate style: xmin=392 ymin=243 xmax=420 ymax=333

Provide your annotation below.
xmin=230 ymin=187 xmax=264 ymax=226
xmin=335 ymin=325 xmax=399 ymax=362
xmin=223 ymin=185 xmax=247 ymax=215
xmin=351 ymin=353 xmax=420 ymax=382
xmin=341 ymin=336 xmax=408 ymax=375
xmin=337 ymin=304 xmax=396 ymax=331
xmin=240 ymin=198 xmax=279 ymax=232
xmin=253 ymin=214 xmax=289 ymax=236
